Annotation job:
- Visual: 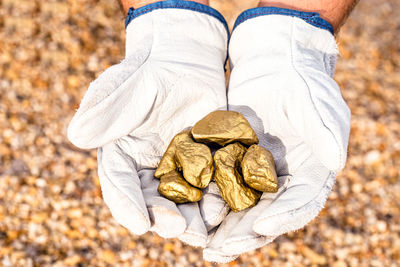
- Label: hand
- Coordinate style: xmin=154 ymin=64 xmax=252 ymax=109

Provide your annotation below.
xmin=68 ymin=1 xmax=229 ymax=246
xmin=203 ymin=9 xmax=350 ymax=262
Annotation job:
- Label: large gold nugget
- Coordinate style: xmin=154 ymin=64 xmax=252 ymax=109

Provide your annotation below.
xmin=175 ymin=139 xmax=214 ymax=188
xmin=214 ymin=143 xmax=261 ymax=212
xmin=192 ymin=110 xmax=259 ymax=146
xmin=158 ymin=170 xmax=203 ymax=204
xmin=241 ymin=145 xmax=278 ymax=193
xmin=154 ymin=131 xmax=213 ymax=188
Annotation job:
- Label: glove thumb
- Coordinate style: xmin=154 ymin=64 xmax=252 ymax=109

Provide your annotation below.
xmin=68 ymin=51 xmax=156 ymax=149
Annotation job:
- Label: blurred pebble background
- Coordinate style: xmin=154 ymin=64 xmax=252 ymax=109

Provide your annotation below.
xmin=0 ymin=0 xmax=399 ymax=266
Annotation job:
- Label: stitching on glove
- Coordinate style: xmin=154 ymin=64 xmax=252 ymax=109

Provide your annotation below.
xmin=179 ymin=238 xmax=206 ymax=248
xmin=181 ymin=229 xmax=206 ymax=239
xmin=129 ymin=152 xmax=162 ymax=158
xmin=179 ymin=230 xmax=207 ymax=248
xmin=203 ymin=249 xmax=239 ymax=263
xmin=323 ymin=44 xmax=339 ymax=78
xmin=223 ymin=235 xmax=276 ymax=254
xmin=224 ymin=234 xmax=262 ymax=244
xmin=204 ymin=203 xmax=229 ymax=224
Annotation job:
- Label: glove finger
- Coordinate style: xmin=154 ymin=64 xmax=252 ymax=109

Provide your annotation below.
xmin=202 ymin=250 xmax=239 ymax=263
xmin=287 ymin=75 xmax=350 ymax=171
xmin=177 ymin=202 xmax=207 ymax=248
xmin=204 ymin=210 xmax=245 ymax=252
xmin=97 ymin=144 xmax=150 ymax=235
xmin=68 ymin=53 xmax=156 ymax=149
xmin=203 ymin=225 xmax=239 ymax=263
xmin=139 ymin=169 xmax=187 ymax=238
xmin=204 ymin=211 xmax=271 ymax=259
xmin=199 ymin=182 xmax=230 ymax=231
xmin=253 ymin=155 xmax=335 ymax=237
xmin=220 ymin=175 xmax=289 ymax=255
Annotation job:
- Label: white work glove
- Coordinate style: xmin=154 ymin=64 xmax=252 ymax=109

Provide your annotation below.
xmin=67 ymin=0 xmax=229 ymax=247
xmin=203 ymin=8 xmax=351 ymax=262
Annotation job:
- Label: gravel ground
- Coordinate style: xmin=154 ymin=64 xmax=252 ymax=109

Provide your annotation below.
xmin=1 ymin=0 xmax=399 ymax=266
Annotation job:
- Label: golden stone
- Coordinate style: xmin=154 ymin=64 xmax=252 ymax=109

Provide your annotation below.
xmin=191 ymin=110 xmax=259 ymax=146
xmin=158 ymin=170 xmax=203 ymax=204
xmin=242 ymin=145 xmax=278 ymax=193
xmin=154 ymin=130 xmax=213 ymax=188
xmin=214 ymin=143 xmax=261 ymax=212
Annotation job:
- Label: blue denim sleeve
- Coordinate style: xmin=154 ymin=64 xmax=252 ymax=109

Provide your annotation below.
xmin=233 ymin=7 xmax=334 ymax=35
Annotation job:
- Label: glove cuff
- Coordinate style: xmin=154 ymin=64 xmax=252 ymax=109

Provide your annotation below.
xmin=125 ymin=0 xmax=228 ymax=31
xmin=229 ymin=7 xmax=338 ymax=77
xmin=124 ymin=0 xmax=229 ymax=68
xmin=233 ymin=7 xmax=333 ymax=34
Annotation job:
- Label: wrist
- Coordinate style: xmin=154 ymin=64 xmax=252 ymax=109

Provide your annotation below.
xmin=121 ymin=0 xmax=209 ymax=13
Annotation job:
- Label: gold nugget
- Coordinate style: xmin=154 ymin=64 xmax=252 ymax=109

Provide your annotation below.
xmin=214 ymin=143 xmax=261 ymax=212
xmin=154 ymin=130 xmax=213 ymax=189
xmin=158 ymin=170 xmax=203 ymax=203
xmin=192 ymin=110 xmax=259 ymax=146
xmin=242 ymin=145 xmax=278 ymax=193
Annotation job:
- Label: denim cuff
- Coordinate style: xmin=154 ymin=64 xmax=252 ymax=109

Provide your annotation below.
xmin=233 ymin=7 xmax=334 ymax=35
xmin=125 ymin=0 xmax=229 ymax=35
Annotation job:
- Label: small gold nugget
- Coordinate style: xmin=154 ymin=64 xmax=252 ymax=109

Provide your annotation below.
xmin=214 ymin=143 xmax=261 ymax=212
xmin=192 ymin=110 xmax=259 ymax=146
xmin=242 ymin=145 xmax=278 ymax=193
xmin=154 ymin=130 xmax=213 ymax=189
xmin=158 ymin=170 xmax=203 ymax=204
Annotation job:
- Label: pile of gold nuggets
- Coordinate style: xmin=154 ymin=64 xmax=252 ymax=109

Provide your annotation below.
xmin=155 ymin=111 xmax=278 ymax=212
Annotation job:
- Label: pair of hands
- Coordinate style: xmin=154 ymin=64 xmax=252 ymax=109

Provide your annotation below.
xmin=68 ymin=2 xmax=350 ymax=263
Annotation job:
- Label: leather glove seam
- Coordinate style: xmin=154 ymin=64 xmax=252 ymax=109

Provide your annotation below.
xmin=128 ymin=152 xmax=162 ymax=159
xmin=222 ymin=235 xmax=276 ymax=255
xmin=255 ymin=171 xmax=335 ymax=222
xmin=289 ymin=20 xmax=344 ymax=169
xmin=223 ymin=234 xmax=263 ymax=244
xmin=182 ymin=229 xmax=206 ymax=238
xmin=203 ymin=249 xmax=239 ymax=262
xmin=204 ymin=203 xmax=229 ymax=223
